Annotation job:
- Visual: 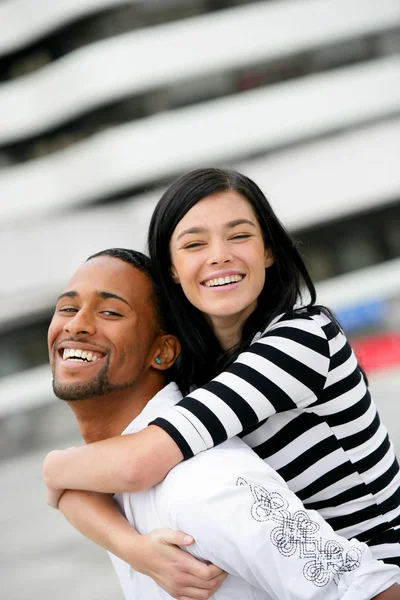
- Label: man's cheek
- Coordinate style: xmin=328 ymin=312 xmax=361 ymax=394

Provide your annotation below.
xmin=47 ymin=324 xmax=56 ymax=345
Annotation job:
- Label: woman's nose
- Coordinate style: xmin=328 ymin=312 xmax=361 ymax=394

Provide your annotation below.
xmin=208 ymin=240 xmax=232 ymax=265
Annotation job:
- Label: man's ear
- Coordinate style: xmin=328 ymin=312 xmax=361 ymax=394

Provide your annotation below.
xmin=152 ymin=334 xmax=181 ymax=370
xmin=170 ymin=264 xmax=180 ymax=284
xmin=264 ymin=247 xmax=274 ymax=269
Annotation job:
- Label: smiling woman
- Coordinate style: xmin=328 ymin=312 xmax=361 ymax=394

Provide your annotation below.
xmin=169 ymin=191 xmax=274 ymax=351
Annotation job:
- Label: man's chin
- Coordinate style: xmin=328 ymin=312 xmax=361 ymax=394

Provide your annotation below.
xmin=52 ymin=379 xmax=106 ymax=401
xmin=52 ymin=372 xmax=137 ymax=402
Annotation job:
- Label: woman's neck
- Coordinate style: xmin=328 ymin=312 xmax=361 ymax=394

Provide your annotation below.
xmin=215 ymin=325 xmax=241 ymax=351
xmin=206 ymin=314 xmax=245 ymax=351
xmin=206 ymin=302 xmax=257 ymax=351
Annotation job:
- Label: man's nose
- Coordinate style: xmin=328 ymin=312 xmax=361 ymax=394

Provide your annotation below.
xmin=63 ymin=310 xmax=96 ymax=336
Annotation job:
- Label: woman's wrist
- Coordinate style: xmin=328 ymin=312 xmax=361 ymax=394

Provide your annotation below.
xmin=43 ymin=448 xmax=76 ymax=490
xmin=96 ymin=507 xmax=145 ymax=565
xmin=115 ymin=530 xmax=151 ymax=573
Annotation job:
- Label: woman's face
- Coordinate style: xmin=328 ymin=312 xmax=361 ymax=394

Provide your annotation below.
xmin=169 ymin=190 xmax=274 ymax=336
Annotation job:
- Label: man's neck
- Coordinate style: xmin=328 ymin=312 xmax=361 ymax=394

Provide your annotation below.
xmin=67 ymin=376 xmax=166 ymax=443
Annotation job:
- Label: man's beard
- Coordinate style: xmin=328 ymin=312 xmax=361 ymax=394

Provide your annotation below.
xmin=52 ymin=357 xmax=136 ymax=401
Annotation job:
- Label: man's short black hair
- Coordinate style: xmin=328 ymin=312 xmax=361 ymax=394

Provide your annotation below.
xmin=88 ymin=247 xmax=152 ymax=276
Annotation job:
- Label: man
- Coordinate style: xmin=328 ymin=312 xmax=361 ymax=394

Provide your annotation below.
xmin=46 ymin=248 xmax=400 ymax=600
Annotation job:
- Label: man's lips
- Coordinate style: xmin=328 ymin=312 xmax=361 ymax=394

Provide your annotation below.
xmin=57 ymin=341 xmax=106 ymax=353
xmin=55 ymin=341 xmax=107 ymax=365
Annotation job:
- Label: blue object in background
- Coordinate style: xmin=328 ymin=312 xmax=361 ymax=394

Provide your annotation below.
xmin=336 ymin=299 xmax=387 ymax=333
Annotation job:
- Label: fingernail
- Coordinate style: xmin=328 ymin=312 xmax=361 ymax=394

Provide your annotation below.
xmin=183 ymin=535 xmax=193 ymax=544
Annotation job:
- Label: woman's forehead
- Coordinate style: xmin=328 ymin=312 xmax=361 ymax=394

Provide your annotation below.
xmin=173 ymin=191 xmax=257 ymax=231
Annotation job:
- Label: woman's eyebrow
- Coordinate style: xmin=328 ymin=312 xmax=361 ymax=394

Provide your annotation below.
xmin=226 ymin=218 xmax=256 ymax=229
xmin=176 ymin=219 xmax=256 ymax=240
xmin=176 ymin=226 xmax=206 ymax=240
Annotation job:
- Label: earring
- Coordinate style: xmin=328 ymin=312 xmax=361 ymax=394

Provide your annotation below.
xmin=155 ymin=357 xmax=162 ymax=364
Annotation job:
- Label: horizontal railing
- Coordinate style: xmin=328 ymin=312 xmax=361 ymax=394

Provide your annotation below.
xmin=1 ymin=55 xmax=399 ymax=224
xmin=0 ymin=0 xmax=130 ymax=57
xmin=0 ymin=0 xmax=399 ymax=143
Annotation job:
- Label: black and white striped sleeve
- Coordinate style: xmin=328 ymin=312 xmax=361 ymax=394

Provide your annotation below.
xmin=151 ymin=314 xmax=331 ymax=459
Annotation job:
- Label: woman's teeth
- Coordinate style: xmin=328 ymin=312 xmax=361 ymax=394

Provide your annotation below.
xmin=204 ymin=274 xmax=243 ymax=287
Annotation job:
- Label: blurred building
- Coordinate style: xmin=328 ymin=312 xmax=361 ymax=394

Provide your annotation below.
xmin=1 ymin=0 xmax=400 ymax=454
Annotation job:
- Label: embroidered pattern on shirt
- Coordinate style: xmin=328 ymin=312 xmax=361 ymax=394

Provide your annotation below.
xmin=237 ymin=477 xmax=362 ymax=587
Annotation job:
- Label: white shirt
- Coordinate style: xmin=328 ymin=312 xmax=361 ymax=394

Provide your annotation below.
xmin=109 ymin=383 xmax=399 ymax=600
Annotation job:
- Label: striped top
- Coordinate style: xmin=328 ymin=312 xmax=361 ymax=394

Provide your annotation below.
xmin=151 ymin=308 xmax=400 ymax=567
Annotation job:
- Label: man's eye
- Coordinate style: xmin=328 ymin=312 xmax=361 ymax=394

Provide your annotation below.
xmin=59 ymin=307 xmax=78 ymax=313
xmin=102 ymin=311 xmax=122 ymax=317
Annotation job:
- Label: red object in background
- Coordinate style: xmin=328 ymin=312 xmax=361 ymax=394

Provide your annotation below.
xmin=352 ymin=333 xmax=400 ymax=373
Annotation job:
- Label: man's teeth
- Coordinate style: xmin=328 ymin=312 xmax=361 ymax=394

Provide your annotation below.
xmin=62 ymin=348 xmax=100 ymax=362
xmin=204 ymin=274 xmax=243 ymax=287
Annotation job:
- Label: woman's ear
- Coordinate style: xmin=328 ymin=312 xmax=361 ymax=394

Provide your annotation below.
xmin=152 ymin=334 xmax=181 ymax=370
xmin=264 ymin=247 xmax=274 ymax=268
xmin=170 ymin=264 xmax=180 ymax=284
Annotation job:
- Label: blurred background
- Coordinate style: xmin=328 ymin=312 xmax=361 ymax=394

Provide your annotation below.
xmin=1 ymin=0 xmax=400 ymax=598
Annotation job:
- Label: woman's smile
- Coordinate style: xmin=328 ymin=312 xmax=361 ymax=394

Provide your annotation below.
xmin=201 ymin=271 xmax=245 ymax=289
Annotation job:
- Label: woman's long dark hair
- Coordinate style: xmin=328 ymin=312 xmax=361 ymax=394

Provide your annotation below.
xmin=148 ymin=168 xmax=331 ymax=393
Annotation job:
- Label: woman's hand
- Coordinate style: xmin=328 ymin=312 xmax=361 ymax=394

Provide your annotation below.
xmin=133 ymin=528 xmax=227 ymax=600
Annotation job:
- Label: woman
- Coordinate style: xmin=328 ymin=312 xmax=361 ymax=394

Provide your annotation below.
xmin=44 ymin=168 xmax=400 ymax=595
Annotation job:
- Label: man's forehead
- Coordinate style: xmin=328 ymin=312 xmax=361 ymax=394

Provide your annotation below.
xmin=62 ymin=256 xmax=151 ymax=297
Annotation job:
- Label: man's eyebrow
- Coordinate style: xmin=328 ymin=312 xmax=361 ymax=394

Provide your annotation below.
xmin=57 ymin=291 xmax=78 ymax=302
xmin=97 ymin=291 xmax=132 ymax=308
xmin=56 ymin=290 xmax=132 ymax=308
xmin=176 ymin=219 xmax=256 ymax=240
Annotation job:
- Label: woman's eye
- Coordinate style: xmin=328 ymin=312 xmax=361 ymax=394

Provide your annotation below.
xmin=231 ymin=234 xmax=251 ymax=240
xmin=183 ymin=241 xmax=204 ymax=249
xmin=102 ymin=311 xmax=122 ymax=317
xmin=59 ymin=307 xmax=78 ymax=313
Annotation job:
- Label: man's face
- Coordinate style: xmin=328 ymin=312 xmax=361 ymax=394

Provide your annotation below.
xmin=48 ymin=256 xmax=160 ymax=401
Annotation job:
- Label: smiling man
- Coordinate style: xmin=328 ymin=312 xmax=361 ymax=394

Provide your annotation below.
xmin=45 ymin=248 xmax=400 ymax=600
xmin=49 ymin=254 xmax=165 ymax=408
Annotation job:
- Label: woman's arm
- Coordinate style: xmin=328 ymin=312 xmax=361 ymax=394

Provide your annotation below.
xmin=43 ymin=425 xmax=183 ymax=498
xmin=44 ymin=315 xmax=330 ymax=496
xmin=58 ymin=489 xmax=226 ymax=599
